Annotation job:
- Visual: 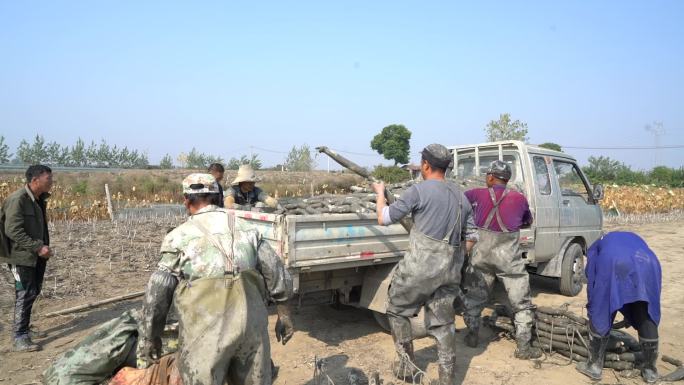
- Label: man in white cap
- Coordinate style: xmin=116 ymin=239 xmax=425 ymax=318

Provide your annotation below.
xmin=224 ymin=164 xmax=278 ymax=209
xmin=138 ymin=173 xmax=294 ymax=384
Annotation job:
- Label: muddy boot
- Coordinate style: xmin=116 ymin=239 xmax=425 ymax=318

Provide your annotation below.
xmin=389 ymin=315 xmax=419 ymax=382
xmin=575 ymin=331 xmax=609 ymax=380
xmin=13 ymin=335 xmax=40 ymax=352
xmin=29 ymin=325 xmax=47 ymax=339
xmin=434 ymin=326 xmax=457 ymax=385
xmin=513 ymin=312 xmax=542 ymax=360
xmin=464 ymin=327 xmax=479 ymax=348
xmin=639 ymin=338 xmax=658 ymax=383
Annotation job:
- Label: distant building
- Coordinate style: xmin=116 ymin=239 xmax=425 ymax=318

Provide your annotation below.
xmin=401 ymin=164 xmax=421 ymax=180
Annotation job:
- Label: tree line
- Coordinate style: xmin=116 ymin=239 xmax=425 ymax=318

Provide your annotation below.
xmin=0 ymin=135 xmax=149 ymax=168
xmin=0 ymin=135 xmax=317 ymax=172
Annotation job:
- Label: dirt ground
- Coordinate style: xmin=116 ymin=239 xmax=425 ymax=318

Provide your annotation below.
xmin=1 ymin=218 xmax=683 ymax=385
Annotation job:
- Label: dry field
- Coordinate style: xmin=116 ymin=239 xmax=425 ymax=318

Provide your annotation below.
xmin=0 ymin=213 xmax=683 ymax=384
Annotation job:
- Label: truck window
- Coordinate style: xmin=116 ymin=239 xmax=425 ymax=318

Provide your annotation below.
xmin=533 ymin=156 xmax=551 ymax=195
xmin=553 ymin=160 xmax=592 ymax=203
xmin=456 ymin=154 xmax=520 ymax=182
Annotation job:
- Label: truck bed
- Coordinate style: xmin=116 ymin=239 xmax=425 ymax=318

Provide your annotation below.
xmin=228 ymin=209 xmax=409 ymax=272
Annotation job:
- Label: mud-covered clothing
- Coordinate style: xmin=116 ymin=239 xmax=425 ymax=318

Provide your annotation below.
xmin=462 ymin=230 xmax=535 ymax=341
xmin=586 ymin=232 xmax=661 ymax=336
xmin=463 ymin=186 xmax=535 ymax=346
xmin=465 ymin=185 xmax=532 ymax=232
xmin=140 ymin=205 xmax=292 ymax=385
xmin=1 ymin=186 xmax=50 ymax=267
xmin=226 ymin=185 xmax=269 ymax=207
xmin=383 ymin=180 xmax=478 ymax=245
xmin=383 ymin=180 xmax=471 ymax=379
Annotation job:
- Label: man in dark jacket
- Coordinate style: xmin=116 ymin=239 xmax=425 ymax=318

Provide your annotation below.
xmin=0 ymin=165 xmax=53 ymax=352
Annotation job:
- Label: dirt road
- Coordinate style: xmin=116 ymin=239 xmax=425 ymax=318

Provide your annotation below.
xmin=1 ymin=219 xmax=682 ymax=384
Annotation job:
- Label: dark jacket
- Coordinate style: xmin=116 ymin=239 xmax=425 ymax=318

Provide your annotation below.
xmin=0 ymin=186 xmax=50 ymax=267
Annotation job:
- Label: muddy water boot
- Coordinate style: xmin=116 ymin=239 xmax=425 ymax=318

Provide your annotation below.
xmin=13 ymin=335 xmax=40 ymax=352
xmin=464 ymin=327 xmax=479 ymax=348
xmin=513 ymin=312 xmax=542 ymax=360
xmin=639 ymin=338 xmax=658 ymax=383
xmin=434 ymin=326 xmax=457 ymax=385
xmin=389 ymin=315 xmax=419 ymax=382
xmin=575 ymin=331 xmax=609 ymax=380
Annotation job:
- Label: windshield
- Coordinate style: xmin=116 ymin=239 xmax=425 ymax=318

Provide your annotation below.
xmin=450 ymin=152 xmax=525 ymax=193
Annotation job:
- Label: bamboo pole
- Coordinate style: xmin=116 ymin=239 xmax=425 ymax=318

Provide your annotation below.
xmin=105 ymin=183 xmax=114 ymax=221
xmin=42 ymin=291 xmax=145 ymax=318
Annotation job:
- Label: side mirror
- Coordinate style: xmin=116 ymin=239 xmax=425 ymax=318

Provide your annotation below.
xmin=592 ymin=184 xmax=604 ymax=201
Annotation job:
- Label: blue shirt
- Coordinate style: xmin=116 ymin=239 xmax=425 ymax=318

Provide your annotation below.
xmin=585 ymin=231 xmax=662 ymax=335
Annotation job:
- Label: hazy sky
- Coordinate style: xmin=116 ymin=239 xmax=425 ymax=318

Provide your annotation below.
xmin=1 ymin=1 xmax=682 ymax=169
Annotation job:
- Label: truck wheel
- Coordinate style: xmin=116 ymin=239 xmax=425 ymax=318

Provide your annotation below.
xmin=559 ymin=243 xmax=585 ymax=297
xmin=372 ymin=311 xmax=391 ymax=332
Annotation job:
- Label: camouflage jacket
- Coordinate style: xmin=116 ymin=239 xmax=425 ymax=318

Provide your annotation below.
xmin=157 ymin=205 xmax=292 ymax=302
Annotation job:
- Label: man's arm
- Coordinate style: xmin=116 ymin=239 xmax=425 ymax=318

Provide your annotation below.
xmin=255 ymin=235 xmax=295 ymax=344
xmin=372 ymin=183 xmax=417 ymax=226
xmin=139 ymin=237 xmax=180 ymax=366
xmin=258 ymin=188 xmax=279 ymax=208
xmin=3 ymin=197 xmax=46 ymax=256
xmin=521 ymin=198 xmax=533 ymax=227
xmin=461 ymin=194 xmax=478 ymax=253
xmin=224 ymin=187 xmax=236 ymax=208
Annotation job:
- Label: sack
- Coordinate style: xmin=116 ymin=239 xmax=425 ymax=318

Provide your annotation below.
xmin=43 ymin=310 xmax=139 ymax=385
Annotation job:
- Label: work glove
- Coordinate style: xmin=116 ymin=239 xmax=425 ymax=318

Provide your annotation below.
xmin=275 ymin=303 xmax=294 ymax=345
xmin=139 ymin=336 xmax=162 ymax=365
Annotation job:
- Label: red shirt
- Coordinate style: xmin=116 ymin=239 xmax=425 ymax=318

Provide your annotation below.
xmin=464 ymin=185 xmax=532 ymax=232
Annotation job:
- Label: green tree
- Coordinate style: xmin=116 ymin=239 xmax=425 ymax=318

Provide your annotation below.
xmin=160 ymin=154 xmax=174 ymax=169
xmin=370 ymin=124 xmax=411 ymax=165
xmin=0 ymin=136 xmax=12 ymax=163
xmin=284 ymin=144 xmax=316 ymax=171
xmin=70 ymin=138 xmax=86 ymax=166
xmin=539 ymin=142 xmax=562 ymax=152
xmin=582 ymin=156 xmax=631 ymax=183
xmin=485 ymin=113 xmax=529 ymax=142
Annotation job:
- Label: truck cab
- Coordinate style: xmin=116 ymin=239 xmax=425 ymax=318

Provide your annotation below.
xmin=449 ymin=140 xmax=604 ymax=296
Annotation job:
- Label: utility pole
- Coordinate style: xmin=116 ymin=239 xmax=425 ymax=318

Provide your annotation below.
xmin=644 ymin=121 xmax=665 ymax=167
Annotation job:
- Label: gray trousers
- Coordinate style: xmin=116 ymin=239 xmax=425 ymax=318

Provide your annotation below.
xmin=462 ymin=229 xmax=535 ymax=341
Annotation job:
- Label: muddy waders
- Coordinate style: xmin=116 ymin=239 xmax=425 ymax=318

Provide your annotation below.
xmin=462 ymin=188 xmax=541 ymax=359
xmin=387 ymin=211 xmax=464 ymax=384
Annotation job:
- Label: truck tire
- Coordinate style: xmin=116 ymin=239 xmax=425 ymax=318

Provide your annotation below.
xmin=372 ymin=310 xmax=427 ymax=339
xmin=559 ymin=243 xmax=585 ymax=297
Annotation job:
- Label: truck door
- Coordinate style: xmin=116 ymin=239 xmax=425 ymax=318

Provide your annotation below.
xmin=531 ymin=155 xmax=560 ymax=261
xmin=552 ymin=160 xmax=602 ymax=241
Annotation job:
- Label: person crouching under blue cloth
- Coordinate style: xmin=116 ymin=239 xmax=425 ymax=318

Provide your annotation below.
xmin=577 ymin=231 xmax=661 ymax=383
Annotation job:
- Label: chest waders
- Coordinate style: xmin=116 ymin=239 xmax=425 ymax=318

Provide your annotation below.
xmin=462 ymin=187 xmax=541 ymax=359
xmin=174 ymin=217 xmax=273 ymax=385
xmin=386 ymin=183 xmax=464 ymax=384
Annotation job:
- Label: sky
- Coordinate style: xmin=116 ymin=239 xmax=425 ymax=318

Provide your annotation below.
xmin=1 ymin=1 xmax=682 ymax=170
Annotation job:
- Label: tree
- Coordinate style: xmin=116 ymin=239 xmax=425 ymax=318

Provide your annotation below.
xmin=582 ymin=156 xmax=630 ymax=183
xmin=0 ymin=136 xmax=12 ymax=163
xmin=160 ymin=154 xmax=174 ymax=169
xmin=70 ymin=138 xmax=86 ymax=167
xmin=370 ymin=124 xmax=411 ymax=165
xmin=485 ymin=113 xmax=529 ymax=142
xmin=227 ymin=154 xmax=262 ymax=170
xmin=284 ymin=144 xmax=316 ymax=171
xmin=539 ymin=142 xmax=562 ymax=152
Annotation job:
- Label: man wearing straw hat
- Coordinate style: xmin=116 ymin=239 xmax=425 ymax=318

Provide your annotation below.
xmin=224 ymin=164 xmax=279 ymax=209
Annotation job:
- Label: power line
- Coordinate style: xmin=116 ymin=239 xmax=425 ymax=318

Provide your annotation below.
xmin=250 ymin=146 xmax=289 ymax=154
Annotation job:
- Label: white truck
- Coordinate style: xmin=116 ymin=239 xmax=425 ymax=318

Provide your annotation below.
xmin=234 ymin=141 xmax=604 ymax=330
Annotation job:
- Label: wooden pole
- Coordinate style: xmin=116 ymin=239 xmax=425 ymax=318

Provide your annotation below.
xmin=42 ymin=291 xmax=145 ymax=318
xmin=105 ymin=183 xmax=114 ymax=221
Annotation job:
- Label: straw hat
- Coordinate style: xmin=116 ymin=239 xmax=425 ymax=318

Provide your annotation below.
xmin=232 ymin=164 xmax=260 ymax=184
